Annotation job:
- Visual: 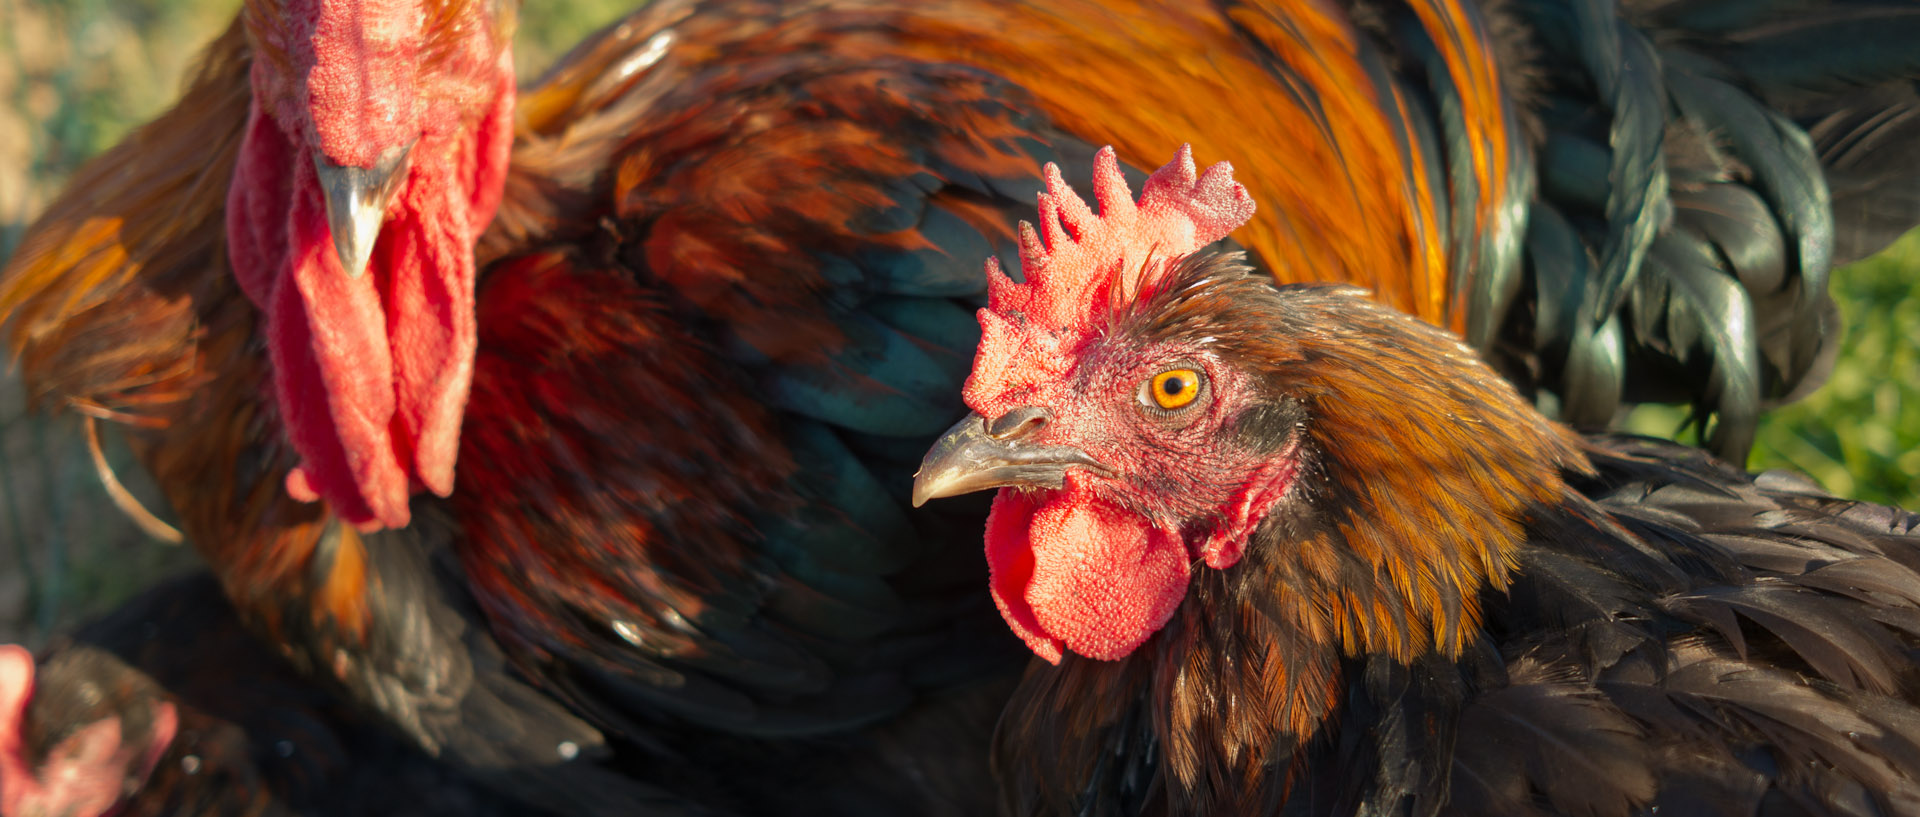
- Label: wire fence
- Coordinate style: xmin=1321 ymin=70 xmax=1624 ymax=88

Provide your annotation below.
xmin=1 ymin=0 xmax=1915 ymax=648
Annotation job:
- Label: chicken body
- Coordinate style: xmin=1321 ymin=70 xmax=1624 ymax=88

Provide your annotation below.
xmin=0 ymin=0 xmax=1917 ymax=813
xmin=984 ymin=300 xmax=1920 ymax=816
xmin=915 ymin=150 xmax=1920 ymax=815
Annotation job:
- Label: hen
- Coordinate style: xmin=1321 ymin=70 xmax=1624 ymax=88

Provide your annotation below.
xmin=0 ymin=0 xmax=1917 ymax=813
xmin=916 ymin=146 xmax=1920 ymax=815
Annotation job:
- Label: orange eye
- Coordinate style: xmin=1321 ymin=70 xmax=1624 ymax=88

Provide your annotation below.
xmin=1146 ymin=368 xmax=1203 ymax=410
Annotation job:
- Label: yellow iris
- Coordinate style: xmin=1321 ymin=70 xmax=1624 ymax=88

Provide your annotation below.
xmin=1148 ymin=369 xmax=1202 ymax=410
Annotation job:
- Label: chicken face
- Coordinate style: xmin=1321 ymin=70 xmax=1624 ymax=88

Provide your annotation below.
xmin=914 ymin=146 xmax=1299 ymax=664
xmin=226 ymin=0 xmax=518 ymax=530
xmin=917 ymin=269 xmax=1309 ymax=664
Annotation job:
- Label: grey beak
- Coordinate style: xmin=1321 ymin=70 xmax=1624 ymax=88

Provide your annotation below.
xmin=911 ymin=410 xmax=1107 ymax=507
xmin=313 ymin=143 xmax=413 ymax=280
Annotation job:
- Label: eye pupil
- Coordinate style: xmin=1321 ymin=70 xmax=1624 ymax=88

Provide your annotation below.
xmin=1162 ymin=377 xmax=1185 ymax=395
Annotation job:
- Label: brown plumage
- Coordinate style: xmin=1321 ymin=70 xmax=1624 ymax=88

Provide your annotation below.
xmin=1 ymin=0 xmax=1918 ymax=813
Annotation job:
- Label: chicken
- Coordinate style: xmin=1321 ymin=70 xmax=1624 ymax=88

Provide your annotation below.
xmin=914 ymin=146 xmax=1920 ymax=815
xmin=1 ymin=0 xmax=1917 ymax=812
xmin=0 ymin=573 xmax=556 ymax=817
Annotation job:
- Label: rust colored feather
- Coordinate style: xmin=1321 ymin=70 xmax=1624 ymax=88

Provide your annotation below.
xmin=495 ymin=0 xmax=1524 ymax=335
xmin=1403 ymin=0 xmax=1525 ymax=325
xmin=0 ymin=18 xmax=247 ymax=421
xmin=883 ymin=0 xmax=1505 ymax=332
xmin=453 ymin=250 xmax=794 ymax=667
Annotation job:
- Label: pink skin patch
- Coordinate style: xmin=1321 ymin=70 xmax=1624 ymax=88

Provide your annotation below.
xmin=228 ymin=23 xmax=515 ymax=531
xmin=0 ymin=646 xmax=178 ymax=817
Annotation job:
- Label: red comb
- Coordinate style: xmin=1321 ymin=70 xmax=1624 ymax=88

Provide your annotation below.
xmin=964 ymin=145 xmax=1254 ymax=416
xmin=984 ymin=144 xmax=1255 ymax=329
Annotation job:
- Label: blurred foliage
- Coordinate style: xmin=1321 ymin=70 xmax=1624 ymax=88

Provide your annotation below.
xmin=0 ymin=0 xmax=1915 ymax=646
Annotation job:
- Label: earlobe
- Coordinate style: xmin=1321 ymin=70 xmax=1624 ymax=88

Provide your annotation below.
xmin=1198 ymin=441 xmax=1303 ymax=570
xmin=1200 ymin=533 xmax=1244 ymax=570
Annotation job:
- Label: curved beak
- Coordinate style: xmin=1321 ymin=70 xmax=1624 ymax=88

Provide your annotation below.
xmin=312 ymin=143 xmax=413 ymax=280
xmin=912 ymin=411 xmax=1107 ymax=507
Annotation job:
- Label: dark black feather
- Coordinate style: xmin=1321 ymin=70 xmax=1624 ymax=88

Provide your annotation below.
xmin=26 ymin=573 xmax=574 ymax=817
xmin=1449 ymin=660 xmax=1658 ymax=817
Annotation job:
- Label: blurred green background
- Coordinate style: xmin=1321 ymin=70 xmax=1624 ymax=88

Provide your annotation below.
xmin=0 ymin=0 xmax=1914 ymax=646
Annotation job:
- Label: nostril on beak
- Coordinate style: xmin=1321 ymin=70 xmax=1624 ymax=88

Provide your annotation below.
xmin=987 ymin=406 xmax=1052 ymax=441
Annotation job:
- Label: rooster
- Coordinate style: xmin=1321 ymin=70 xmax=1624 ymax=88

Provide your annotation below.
xmin=1 ymin=0 xmax=1917 ymax=813
xmin=915 ymin=146 xmax=1920 ymax=816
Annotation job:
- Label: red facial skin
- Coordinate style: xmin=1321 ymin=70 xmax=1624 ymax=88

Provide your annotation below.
xmin=972 ymin=334 xmax=1300 ymax=663
xmin=957 ymin=147 xmax=1295 ymax=663
xmin=227 ymin=0 xmax=516 ymax=531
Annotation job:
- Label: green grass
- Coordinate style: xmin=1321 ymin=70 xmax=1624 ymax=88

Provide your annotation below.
xmin=0 ymin=0 xmax=1916 ymax=646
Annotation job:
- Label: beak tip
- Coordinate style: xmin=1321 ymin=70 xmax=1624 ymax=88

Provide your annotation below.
xmin=332 ymin=235 xmax=373 ymax=280
xmin=909 ymin=477 xmax=941 ymax=509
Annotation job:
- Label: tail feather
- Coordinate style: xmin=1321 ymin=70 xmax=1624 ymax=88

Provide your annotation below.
xmin=1663 ymin=59 xmax=1833 ymax=329
xmin=1496 ymin=0 xmax=1920 ymax=460
xmin=1523 ymin=203 xmax=1625 ymax=431
xmin=1386 ymin=5 xmax=1537 ymax=349
xmin=1805 ymin=89 xmax=1920 ymax=266
xmin=1717 ymin=5 xmax=1920 ymax=105
xmin=1552 ymin=0 xmax=1673 ymax=326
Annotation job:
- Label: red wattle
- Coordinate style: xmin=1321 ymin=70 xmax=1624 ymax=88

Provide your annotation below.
xmin=985 ymin=487 xmax=1192 ymax=663
xmin=0 ymin=645 xmax=34 ymax=814
xmin=232 ymin=100 xmax=405 ymax=527
xmin=228 ymin=102 xmax=292 ymax=308
xmin=274 ymin=182 xmax=409 ymax=529
xmin=986 ymin=490 xmax=1061 ymax=662
xmin=378 ymin=178 xmax=477 ymax=499
xmin=228 ymin=65 xmax=513 ymax=532
xmin=268 ymin=155 xmax=487 ymax=532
